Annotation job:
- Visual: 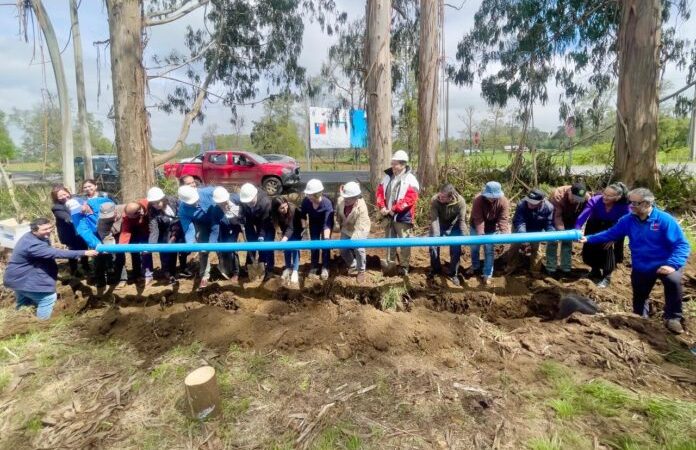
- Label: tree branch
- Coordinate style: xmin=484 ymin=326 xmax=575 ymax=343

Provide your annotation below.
xmin=146 ymin=0 xmax=209 ymax=27
xmin=659 ymin=80 xmax=696 ymax=103
xmin=147 ymin=40 xmax=214 ymax=78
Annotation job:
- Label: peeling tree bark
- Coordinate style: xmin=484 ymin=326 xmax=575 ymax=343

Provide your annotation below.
xmin=614 ymin=0 xmax=661 ymax=189
xmin=31 ymin=0 xmax=75 ymax=193
xmin=417 ymin=0 xmax=440 ymax=189
xmin=366 ymin=0 xmax=393 ymax=190
xmin=106 ymin=0 xmax=153 ymax=202
xmin=70 ymin=0 xmax=94 ymax=180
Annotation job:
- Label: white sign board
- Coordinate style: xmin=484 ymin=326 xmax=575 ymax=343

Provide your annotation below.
xmin=309 ymin=107 xmax=351 ymax=149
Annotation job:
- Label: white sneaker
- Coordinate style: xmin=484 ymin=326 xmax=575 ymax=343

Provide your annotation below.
xmin=290 ymin=271 xmax=299 ymax=284
xmin=281 ymin=268 xmax=291 ymax=280
xmin=320 ymin=268 xmax=329 ymax=280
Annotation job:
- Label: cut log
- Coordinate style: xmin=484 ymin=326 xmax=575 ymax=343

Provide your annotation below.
xmin=184 ymin=366 xmax=221 ymax=420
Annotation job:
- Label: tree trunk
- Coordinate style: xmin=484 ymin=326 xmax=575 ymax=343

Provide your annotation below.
xmin=614 ymin=0 xmax=661 ymax=189
xmin=31 ymin=0 xmax=75 ymax=193
xmin=184 ymin=366 xmax=221 ymax=420
xmin=366 ymin=0 xmax=392 ymax=191
xmin=106 ymin=0 xmax=153 ymax=202
xmin=417 ymin=0 xmax=440 ymax=189
xmin=70 ymin=0 xmax=94 ymax=180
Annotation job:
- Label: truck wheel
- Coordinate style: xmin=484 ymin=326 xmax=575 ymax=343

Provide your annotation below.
xmin=262 ymin=177 xmax=283 ymax=196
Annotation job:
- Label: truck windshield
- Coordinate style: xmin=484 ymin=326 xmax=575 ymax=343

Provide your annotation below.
xmin=245 ymin=152 xmax=268 ymax=164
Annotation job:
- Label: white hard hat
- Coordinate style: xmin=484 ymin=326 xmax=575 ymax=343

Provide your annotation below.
xmin=212 ymin=186 xmax=230 ymax=204
xmin=177 ymin=185 xmax=199 ymax=205
xmin=341 ymin=181 xmax=361 ymax=198
xmin=239 ymin=183 xmax=258 ymax=203
xmin=391 ymin=150 xmax=409 ymax=162
xmin=304 ymin=179 xmax=324 ymax=195
xmin=146 ymin=187 xmax=165 ymax=203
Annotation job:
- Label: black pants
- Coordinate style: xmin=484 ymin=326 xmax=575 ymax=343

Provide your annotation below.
xmin=95 ymin=253 xmax=127 ymax=285
xmin=631 ymin=268 xmax=684 ymax=320
xmin=68 ymin=256 xmax=91 ymax=276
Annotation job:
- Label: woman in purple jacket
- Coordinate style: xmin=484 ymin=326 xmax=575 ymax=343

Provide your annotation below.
xmin=575 ymin=182 xmax=630 ymax=287
xmin=3 ymin=218 xmax=97 ymax=319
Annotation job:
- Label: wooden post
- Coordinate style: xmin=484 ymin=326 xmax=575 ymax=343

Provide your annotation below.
xmin=184 ymin=366 xmax=221 ymax=420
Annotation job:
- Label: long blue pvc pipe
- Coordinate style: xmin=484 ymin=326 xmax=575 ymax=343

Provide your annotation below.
xmin=96 ymin=230 xmax=582 ymax=253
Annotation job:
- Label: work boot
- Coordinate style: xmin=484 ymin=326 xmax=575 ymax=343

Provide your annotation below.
xmin=281 ymin=268 xmax=292 ymax=280
xmin=320 ymin=268 xmax=329 ymax=281
xmin=290 ymin=271 xmax=299 ymax=284
xmin=665 ymin=319 xmax=684 ymax=334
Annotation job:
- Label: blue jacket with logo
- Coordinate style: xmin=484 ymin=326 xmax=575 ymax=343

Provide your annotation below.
xmin=72 ymin=197 xmax=115 ymax=249
xmin=586 ymin=207 xmax=690 ymax=272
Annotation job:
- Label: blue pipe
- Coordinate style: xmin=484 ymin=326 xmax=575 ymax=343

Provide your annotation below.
xmin=96 ymin=230 xmax=582 ymax=253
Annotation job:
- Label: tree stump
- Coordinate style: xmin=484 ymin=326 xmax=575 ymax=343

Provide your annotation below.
xmin=184 ymin=366 xmax=221 ymax=420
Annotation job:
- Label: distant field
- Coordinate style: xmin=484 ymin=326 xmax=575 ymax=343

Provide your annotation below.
xmin=5 ymin=162 xmax=60 ymax=173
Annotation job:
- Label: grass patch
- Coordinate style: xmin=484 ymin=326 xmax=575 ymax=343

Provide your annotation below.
xmin=0 ymin=369 xmax=11 ymax=393
xmin=380 ymin=286 xmax=406 ymax=311
xmin=537 ymin=360 xmax=696 ymax=449
xmin=312 ymin=424 xmax=364 ymax=450
xmin=526 ymin=435 xmax=563 ymax=450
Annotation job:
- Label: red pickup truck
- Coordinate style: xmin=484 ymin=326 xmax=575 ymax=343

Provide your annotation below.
xmin=163 ymin=150 xmax=300 ymax=195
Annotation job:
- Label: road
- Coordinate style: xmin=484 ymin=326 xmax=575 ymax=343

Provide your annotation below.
xmin=7 ymin=162 xmax=695 ymax=186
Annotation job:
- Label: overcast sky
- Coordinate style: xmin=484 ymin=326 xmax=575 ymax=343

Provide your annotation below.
xmin=0 ymin=1 xmax=693 ymax=151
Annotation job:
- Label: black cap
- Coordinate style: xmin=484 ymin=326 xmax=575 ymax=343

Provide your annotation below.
xmin=526 ymin=188 xmax=546 ymax=204
xmin=571 ymin=182 xmax=587 ymax=198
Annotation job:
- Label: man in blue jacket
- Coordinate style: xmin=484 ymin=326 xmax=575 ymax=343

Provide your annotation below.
xmin=178 ymin=185 xmax=219 ymax=289
xmin=508 ymin=188 xmax=555 ymax=273
xmin=3 ymin=218 xmax=97 ymax=319
xmin=581 ymin=188 xmax=691 ymax=334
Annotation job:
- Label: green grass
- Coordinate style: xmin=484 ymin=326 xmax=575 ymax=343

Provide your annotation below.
xmin=311 ymin=424 xmax=364 ymax=450
xmin=0 ymin=369 xmax=11 ymax=393
xmin=537 ymin=360 xmax=696 ymax=449
xmin=5 ymin=161 xmax=60 ymax=173
xmin=380 ymin=286 xmax=406 ymax=311
xmin=526 ymin=435 xmax=563 ymax=450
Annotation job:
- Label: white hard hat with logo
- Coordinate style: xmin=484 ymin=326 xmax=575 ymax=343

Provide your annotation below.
xmin=212 ymin=186 xmax=230 ymax=204
xmin=304 ymin=179 xmax=324 ymax=195
xmin=391 ymin=150 xmax=409 ymax=162
xmin=239 ymin=183 xmax=258 ymax=203
xmin=177 ymin=185 xmax=199 ymax=205
xmin=146 ymin=187 xmax=165 ymax=203
xmin=341 ymin=181 xmax=361 ymax=198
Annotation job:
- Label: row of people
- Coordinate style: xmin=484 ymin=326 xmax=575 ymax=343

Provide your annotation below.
xmin=6 ymin=150 xmax=690 ymax=333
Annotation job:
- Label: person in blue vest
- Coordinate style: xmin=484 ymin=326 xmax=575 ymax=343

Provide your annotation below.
xmin=238 ymin=183 xmax=276 ymax=282
xmin=580 ymin=188 xmax=691 ymax=334
xmin=178 ymin=184 xmax=219 ymax=289
xmin=3 ymin=218 xmax=97 ymax=319
xmin=212 ymin=186 xmax=243 ymax=285
xmin=508 ymin=188 xmax=555 ymax=272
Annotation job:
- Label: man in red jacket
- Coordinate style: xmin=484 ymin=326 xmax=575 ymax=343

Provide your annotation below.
xmin=119 ymin=199 xmax=154 ymax=285
xmin=376 ymin=150 xmax=420 ymax=275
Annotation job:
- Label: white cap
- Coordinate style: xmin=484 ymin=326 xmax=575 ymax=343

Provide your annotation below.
xmin=304 ymin=179 xmax=324 ymax=195
xmin=239 ymin=183 xmax=258 ymax=203
xmin=392 ymin=150 xmax=409 ymax=162
xmin=341 ymin=181 xmax=361 ymax=198
xmin=212 ymin=186 xmax=230 ymax=204
xmin=146 ymin=187 xmax=165 ymax=203
xmin=178 ymin=185 xmax=199 ymax=205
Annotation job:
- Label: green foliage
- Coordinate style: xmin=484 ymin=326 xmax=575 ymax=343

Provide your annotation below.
xmin=0 ymin=110 xmax=17 ymax=160
xmin=0 ymin=184 xmax=52 ymax=220
xmin=381 ymin=286 xmax=406 ymax=311
xmin=250 ymin=96 xmax=305 ymax=158
xmin=526 ymin=435 xmax=563 ymax=450
xmin=572 ymin=143 xmax=612 ymax=166
xmin=658 ymin=115 xmax=690 ymax=152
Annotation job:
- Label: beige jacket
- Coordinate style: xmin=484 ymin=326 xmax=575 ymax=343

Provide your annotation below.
xmin=335 ymin=197 xmax=371 ymax=239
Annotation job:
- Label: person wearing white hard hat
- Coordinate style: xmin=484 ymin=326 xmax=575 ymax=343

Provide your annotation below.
xmin=178 ymin=184 xmax=219 ymax=289
xmin=272 ymin=196 xmax=304 ymax=284
xmin=238 ymin=183 xmax=276 ymax=281
xmin=335 ymin=181 xmax=371 ymax=283
xmin=375 ymin=150 xmax=420 ymax=275
xmin=147 ymin=186 xmax=191 ymax=282
xmin=300 ymin=179 xmax=334 ymax=281
xmin=212 ymin=186 xmax=243 ymax=284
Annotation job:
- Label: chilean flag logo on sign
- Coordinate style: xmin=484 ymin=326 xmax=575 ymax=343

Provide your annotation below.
xmin=314 ymin=123 xmax=327 ymax=135
xmin=650 ymin=222 xmax=660 ymax=231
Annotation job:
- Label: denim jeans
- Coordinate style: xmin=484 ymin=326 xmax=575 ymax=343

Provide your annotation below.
xmin=309 ymin=225 xmax=330 ymax=270
xmin=340 ymin=233 xmax=366 ymax=272
xmin=631 ymin=268 xmax=684 ymax=320
xmin=469 ymin=226 xmax=495 ymax=277
xmin=546 ymin=241 xmax=573 ymax=272
xmin=429 ymin=225 xmax=462 ymax=277
xmin=15 ymin=290 xmax=58 ymax=320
